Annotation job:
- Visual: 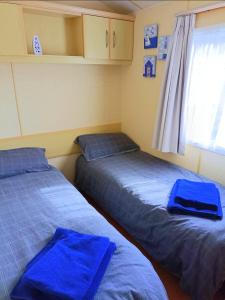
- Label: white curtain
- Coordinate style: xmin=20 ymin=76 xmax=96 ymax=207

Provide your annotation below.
xmin=152 ymin=14 xmax=196 ymax=154
xmin=186 ymin=25 xmax=225 ymax=155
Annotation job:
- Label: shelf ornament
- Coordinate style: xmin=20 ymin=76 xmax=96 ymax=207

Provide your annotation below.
xmin=32 ymin=35 xmax=42 ymax=55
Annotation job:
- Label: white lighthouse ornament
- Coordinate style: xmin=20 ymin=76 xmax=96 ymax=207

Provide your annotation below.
xmin=32 ymin=35 xmax=42 ymax=55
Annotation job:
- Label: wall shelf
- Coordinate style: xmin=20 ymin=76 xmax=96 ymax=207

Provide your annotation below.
xmin=0 ymin=55 xmax=132 ymax=65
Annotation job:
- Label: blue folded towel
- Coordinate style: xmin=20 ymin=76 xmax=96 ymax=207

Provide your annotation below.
xmin=11 ymin=228 xmax=116 ymax=300
xmin=168 ymin=179 xmax=223 ymax=220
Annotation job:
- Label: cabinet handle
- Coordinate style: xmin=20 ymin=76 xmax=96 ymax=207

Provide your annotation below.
xmin=113 ymin=31 xmax=116 ymax=48
xmin=106 ymin=30 xmax=109 ymax=48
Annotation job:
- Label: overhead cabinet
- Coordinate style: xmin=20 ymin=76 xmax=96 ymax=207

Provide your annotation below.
xmin=0 ymin=1 xmax=134 ymax=64
xmin=83 ymin=15 xmax=109 ymax=60
xmin=110 ymin=19 xmax=133 ymax=60
xmin=83 ymin=15 xmax=134 ymax=60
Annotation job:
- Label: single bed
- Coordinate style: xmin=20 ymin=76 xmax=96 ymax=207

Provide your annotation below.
xmin=0 ymin=165 xmax=168 ymax=300
xmin=75 ymin=149 xmax=225 ymax=300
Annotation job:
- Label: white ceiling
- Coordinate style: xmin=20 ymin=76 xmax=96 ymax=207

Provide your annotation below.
xmin=54 ymin=0 xmax=162 ymax=14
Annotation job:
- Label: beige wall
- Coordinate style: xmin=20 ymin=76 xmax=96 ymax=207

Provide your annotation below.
xmin=13 ymin=64 xmax=121 ymax=135
xmin=49 ymin=154 xmax=78 ymax=183
xmin=0 ymin=63 xmax=121 ymax=138
xmin=121 ymin=0 xmax=225 ymax=185
xmin=0 ymin=63 xmax=122 ymax=179
xmin=0 ymin=64 xmax=21 ymax=138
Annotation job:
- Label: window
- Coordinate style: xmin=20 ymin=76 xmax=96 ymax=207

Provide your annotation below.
xmin=186 ymin=25 xmax=225 ymax=154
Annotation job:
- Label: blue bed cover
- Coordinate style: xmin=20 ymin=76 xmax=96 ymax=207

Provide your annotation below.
xmin=0 ymin=167 xmax=167 ymax=300
xmin=76 ymin=151 xmax=225 ymax=300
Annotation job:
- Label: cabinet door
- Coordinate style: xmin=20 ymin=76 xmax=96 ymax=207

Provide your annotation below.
xmin=0 ymin=3 xmax=27 ymax=55
xmin=110 ymin=19 xmax=133 ymax=60
xmin=83 ymin=15 xmax=109 ymax=59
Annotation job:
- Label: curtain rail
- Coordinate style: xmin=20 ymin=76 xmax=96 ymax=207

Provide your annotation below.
xmin=176 ymin=1 xmax=225 ymax=17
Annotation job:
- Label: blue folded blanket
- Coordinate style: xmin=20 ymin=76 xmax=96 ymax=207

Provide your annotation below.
xmin=168 ymin=179 xmax=223 ymax=220
xmin=11 ymin=228 xmax=116 ymax=300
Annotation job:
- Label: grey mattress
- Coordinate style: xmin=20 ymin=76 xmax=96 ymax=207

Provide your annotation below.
xmin=75 ymin=150 xmax=225 ymax=300
xmin=0 ymin=167 xmax=168 ymax=300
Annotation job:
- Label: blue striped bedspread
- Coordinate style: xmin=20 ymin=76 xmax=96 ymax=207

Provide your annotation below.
xmin=0 ymin=167 xmax=167 ymax=300
xmin=76 ymin=151 xmax=225 ymax=300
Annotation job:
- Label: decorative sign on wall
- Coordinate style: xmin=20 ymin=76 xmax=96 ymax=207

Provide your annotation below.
xmin=143 ymin=56 xmax=156 ymax=78
xmin=158 ymin=36 xmax=170 ymax=60
xmin=144 ymin=24 xmax=158 ymax=49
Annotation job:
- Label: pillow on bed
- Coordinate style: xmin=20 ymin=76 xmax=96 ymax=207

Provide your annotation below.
xmin=75 ymin=133 xmax=139 ymax=161
xmin=0 ymin=147 xmax=50 ymax=179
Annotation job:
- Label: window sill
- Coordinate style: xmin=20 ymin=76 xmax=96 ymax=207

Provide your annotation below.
xmin=188 ymin=142 xmax=225 ymax=157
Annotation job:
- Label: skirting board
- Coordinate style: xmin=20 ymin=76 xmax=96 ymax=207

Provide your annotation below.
xmin=0 ymin=122 xmax=121 ymax=158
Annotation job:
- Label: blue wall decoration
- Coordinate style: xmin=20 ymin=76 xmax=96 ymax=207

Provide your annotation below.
xmin=143 ymin=56 xmax=156 ymax=78
xmin=144 ymin=24 xmax=158 ymax=49
xmin=158 ymin=36 xmax=170 ymax=60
